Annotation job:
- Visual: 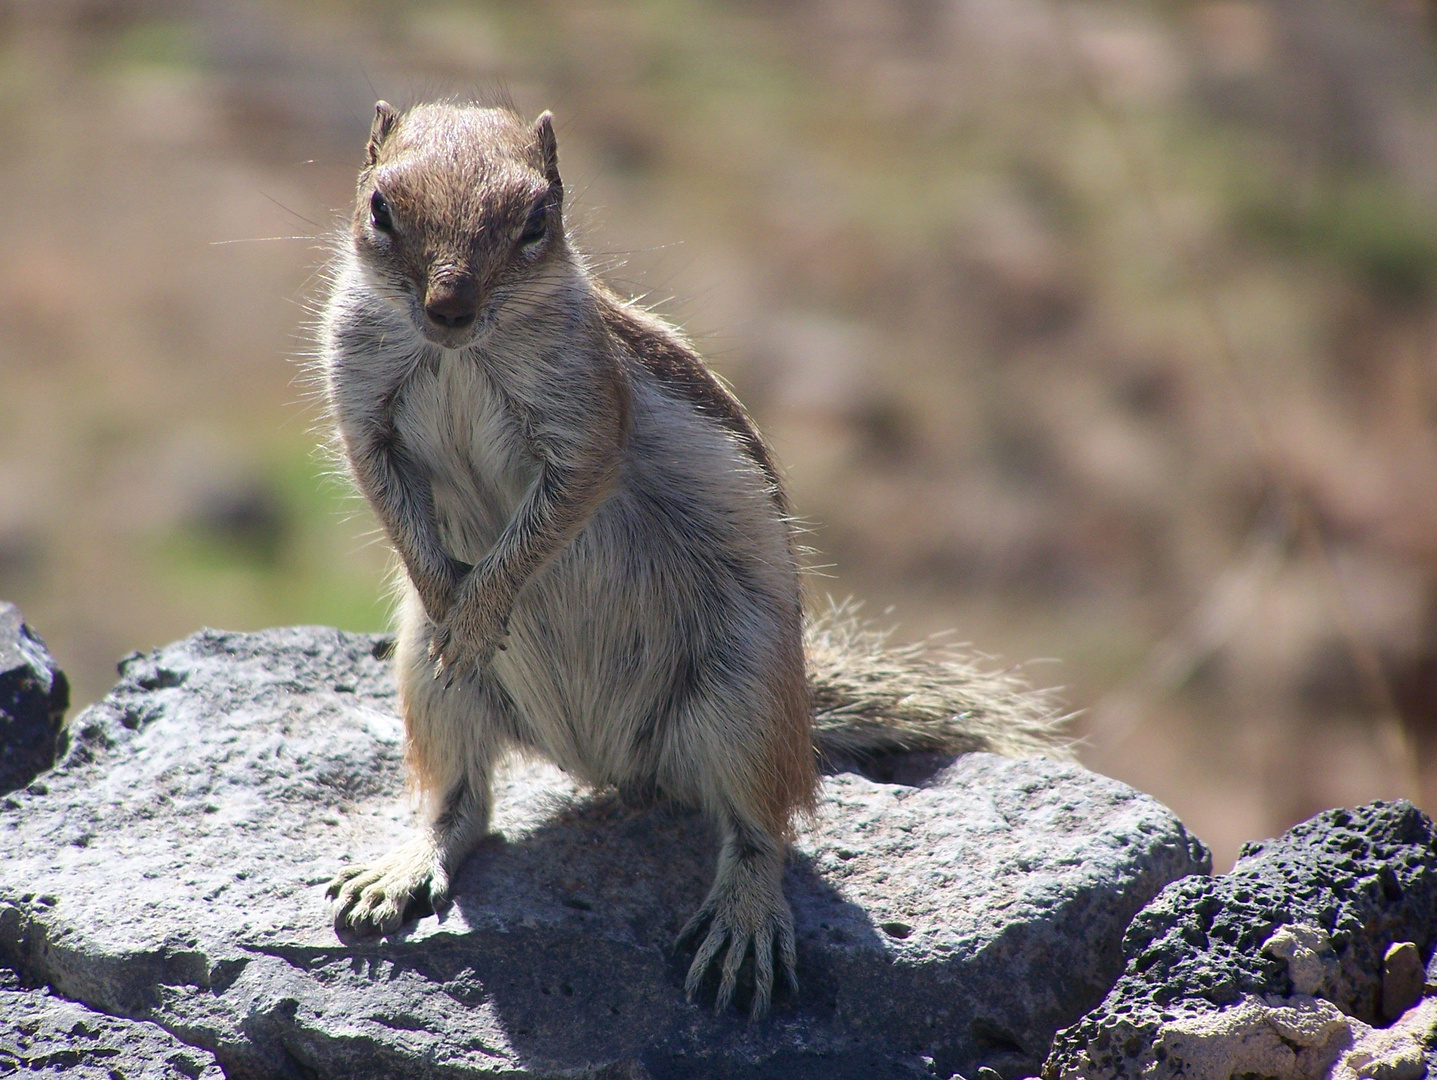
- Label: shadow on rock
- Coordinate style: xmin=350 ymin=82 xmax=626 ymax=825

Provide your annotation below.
xmin=1 ymin=625 xmax=1207 ymax=1080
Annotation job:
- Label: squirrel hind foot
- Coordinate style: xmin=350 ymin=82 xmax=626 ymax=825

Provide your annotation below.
xmin=677 ymin=848 xmax=798 ymax=1021
xmin=326 ymin=840 xmax=450 ymax=937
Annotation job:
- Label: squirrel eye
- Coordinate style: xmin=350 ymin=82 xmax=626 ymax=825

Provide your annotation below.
xmin=518 ymin=200 xmax=549 ymax=247
xmin=370 ymin=191 xmax=394 ymax=233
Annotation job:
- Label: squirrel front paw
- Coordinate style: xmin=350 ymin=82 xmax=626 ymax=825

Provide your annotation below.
xmin=429 ymin=585 xmax=510 ymax=683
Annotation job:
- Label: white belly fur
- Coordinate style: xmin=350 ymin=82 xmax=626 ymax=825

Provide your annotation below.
xmin=396 ymin=353 xmax=796 ymax=796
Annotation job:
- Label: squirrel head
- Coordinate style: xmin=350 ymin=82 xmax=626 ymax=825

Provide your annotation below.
xmin=351 ymin=100 xmax=568 ymax=350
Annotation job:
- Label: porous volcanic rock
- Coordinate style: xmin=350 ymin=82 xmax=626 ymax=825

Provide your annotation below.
xmin=1043 ymin=801 xmax=1437 ymax=1080
xmin=1 ymin=974 xmax=223 ymax=1079
xmin=0 ymin=626 xmax=1208 ymax=1079
xmin=0 ymin=602 xmax=69 ymax=794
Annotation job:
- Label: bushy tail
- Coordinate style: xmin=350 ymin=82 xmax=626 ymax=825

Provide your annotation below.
xmin=804 ymin=599 xmax=1072 ymax=762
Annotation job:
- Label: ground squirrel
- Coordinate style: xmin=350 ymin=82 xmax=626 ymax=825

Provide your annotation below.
xmin=322 ymin=100 xmax=1063 ymax=1018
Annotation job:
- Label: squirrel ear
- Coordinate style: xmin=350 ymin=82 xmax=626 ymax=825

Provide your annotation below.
xmin=366 ymin=101 xmax=399 ymax=165
xmin=534 ymin=111 xmax=562 ymax=193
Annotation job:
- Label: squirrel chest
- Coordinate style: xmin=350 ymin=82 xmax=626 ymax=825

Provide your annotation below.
xmin=394 ymin=351 xmax=542 ymax=567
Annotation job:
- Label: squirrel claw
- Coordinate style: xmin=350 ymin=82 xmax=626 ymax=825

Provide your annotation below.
xmin=326 ymin=843 xmax=449 ymax=939
xmin=680 ymin=901 xmax=794 ymax=1021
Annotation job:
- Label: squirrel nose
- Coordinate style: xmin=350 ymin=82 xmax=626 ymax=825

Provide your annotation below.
xmin=424 ymin=281 xmax=477 ymax=329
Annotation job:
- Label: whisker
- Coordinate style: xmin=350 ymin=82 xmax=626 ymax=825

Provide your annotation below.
xmin=209 ymin=236 xmax=316 ymax=246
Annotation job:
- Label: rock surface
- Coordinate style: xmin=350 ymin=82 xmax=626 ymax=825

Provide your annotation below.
xmin=1 ymin=974 xmax=223 ymax=1079
xmin=0 ymin=602 xmax=69 ymax=795
xmin=0 ymin=625 xmax=1208 ymax=1079
xmin=1043 ymin=801 xmax=1437 ymax=1080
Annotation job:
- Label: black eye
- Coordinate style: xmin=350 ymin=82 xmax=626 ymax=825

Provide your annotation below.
xmin=370 ymin=190 xmax=394 ymax=233
xmin=519 ymin=200 xmax=549 ymax=247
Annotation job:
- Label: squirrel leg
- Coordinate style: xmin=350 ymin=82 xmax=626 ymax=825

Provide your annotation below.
xmin=678 ymin=812 xmax=797 ymax=1020
xmin=328 ymin=591 xmax=508 ymax=935
xmin=327 ymin=773 xmax=490 ymax=935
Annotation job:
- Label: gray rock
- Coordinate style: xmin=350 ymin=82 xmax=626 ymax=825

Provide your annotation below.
xmin=1043 ymin=801 xmax=1437 ymax=1080
xmin=1382 ymin=941 xmax=1424 ymax=1022
xmin=0 ymin=602 xmax=69 ymax=795
xmin=0 ymin=973 xmax=223 ymax=1079
xmin=0 ymin=626 xmax=1207 ymax=1079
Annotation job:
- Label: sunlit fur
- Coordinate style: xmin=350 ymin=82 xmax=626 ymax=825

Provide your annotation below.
xmin=320 ymin=101 xmax=1065 ymax=1020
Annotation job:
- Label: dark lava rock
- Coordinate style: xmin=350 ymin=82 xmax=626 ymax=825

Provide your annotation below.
xmin=0 ymin=602 xmax=69 ymax=795
xmin=0 ymin=626 xmax=1207 ymax=1079
xmin=1044 ymin=801 xmax=1437 ymax=1079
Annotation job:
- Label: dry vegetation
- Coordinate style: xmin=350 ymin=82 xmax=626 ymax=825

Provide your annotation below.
xmin=2 ymin=0 xmax=1436 ymax=867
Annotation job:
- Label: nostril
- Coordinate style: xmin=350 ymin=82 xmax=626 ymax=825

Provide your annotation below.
xmin=424 ymin=282 xmax=478 ymax=330
xmin=425 ymin=305 xmax=476 ymax=329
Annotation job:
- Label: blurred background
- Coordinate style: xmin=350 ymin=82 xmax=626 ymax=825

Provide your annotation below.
xmin=2 ymin=0 xmax=1436 ymax=869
